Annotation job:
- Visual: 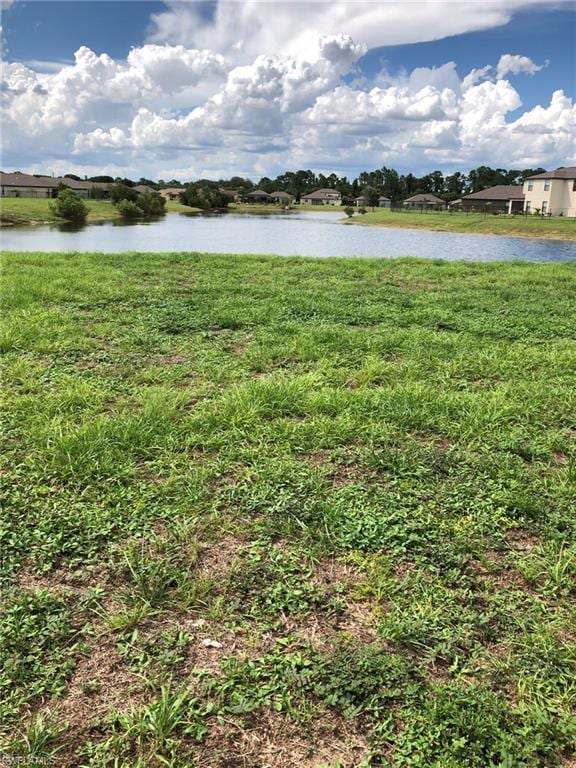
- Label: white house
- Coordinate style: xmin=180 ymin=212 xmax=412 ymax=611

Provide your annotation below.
xmin=522 ymin=167 xmax=576 ymax=217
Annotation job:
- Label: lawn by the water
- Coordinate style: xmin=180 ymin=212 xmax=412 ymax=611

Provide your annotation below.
xmin=1 ymin=252 xmax=575 ymax=767
xmin=0 ymin=197 xmax=193 ymax=225
xmin=352 ymin=208 xmax=576 ymax=240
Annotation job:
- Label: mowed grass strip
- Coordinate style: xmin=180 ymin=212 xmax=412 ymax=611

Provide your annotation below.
xmin=1 ymin=251 xmax=575 ymax=767
xmin=352 ymin=207 xmax=576 ymax=240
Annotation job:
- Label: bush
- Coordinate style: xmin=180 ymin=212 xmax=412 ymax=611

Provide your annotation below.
xmin=49 ymin=188 xmax=89 ymax=223
xmin=116 ymin=200 xmax=142 ymax=220
xmin=344 ymin=206 xmax=355 ymax=218
xmin=136 ymin=191 xmax=166 ymax=217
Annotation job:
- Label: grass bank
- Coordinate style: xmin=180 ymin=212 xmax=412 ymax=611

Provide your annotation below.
xmin=1 ymin=252 xmax=576 ymax=767
xmin=0 ymin=197 xmax=194 ymax=226
xmin=230 ymin=203 xmax=342 ymax=213
xmin=351 ymin=208 xmax=576 ymax=240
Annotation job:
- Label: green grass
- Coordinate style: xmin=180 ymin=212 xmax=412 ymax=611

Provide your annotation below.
xmin=352 ymin=208 xmax=576 ymax=240
xmin=0 ymin=197 xmax=196 ymax=225
xmin=1 ymin=251 xmax=575 ymax=767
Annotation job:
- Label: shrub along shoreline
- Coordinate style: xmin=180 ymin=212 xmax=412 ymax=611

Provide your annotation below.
xmin=0 ymin=197 xmax=194 ymax=226
xmin=2 ymin=252 xmax=575 ymax=766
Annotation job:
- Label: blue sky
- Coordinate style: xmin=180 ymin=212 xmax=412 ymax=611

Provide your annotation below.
xmin=2 ymin=1 xmax=575 ymax=180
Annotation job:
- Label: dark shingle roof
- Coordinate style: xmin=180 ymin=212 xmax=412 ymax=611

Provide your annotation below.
xmin=246 ymin=189 xmax=272 ymax=198
xmin=462 ymin=185 xmax=524 ymax=201
xmin=525 ymin=167 xmax=576 ymax=180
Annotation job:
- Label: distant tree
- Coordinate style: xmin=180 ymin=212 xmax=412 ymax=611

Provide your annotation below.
xmin=445 ymin=172 xmax=467 ymax=200
xmin=362 ymin=185 xmax=380 ymax=209
xmin=49 ymin=188 xmax=89 ymax=223
xmin=520 ymin=168 xmax=546 ymax=180
xmin=180 ymin=182 xmax=229 ymax=210
xmin=114 ymin=177 xmax=135 ymax=187
xmin=64 ymin=173 xmax=82 ymax=181
xmin=88 ymin=175 xmax=114 ymax=183
xmin=110 ymin=183 xmax=138 ymax=204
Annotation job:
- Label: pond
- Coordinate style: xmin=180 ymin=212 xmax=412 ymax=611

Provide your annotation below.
xmin=2 ymin=210 xmax=576 ymax=262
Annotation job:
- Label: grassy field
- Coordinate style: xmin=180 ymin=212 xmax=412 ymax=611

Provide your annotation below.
xmin=0 ymin=198 xmax=194 ymax=225
xmin=1 ymin=252 xmax=576 ymax=767
xmin=351 ymin=208 xmax=576 ymax=240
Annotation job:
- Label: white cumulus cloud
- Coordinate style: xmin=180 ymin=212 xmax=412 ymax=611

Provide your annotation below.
xmin=496 ymin=53 xmax=546 ymax=79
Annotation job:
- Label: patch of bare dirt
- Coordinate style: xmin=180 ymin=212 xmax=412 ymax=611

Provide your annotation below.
xmin=468 ymin=551 xmax=528 ymax=591
xmin=227 ymin=334 xmax=254 ymax=356
xmin=195 ymin=708 xmax=370 ymax=768
xmin=151 ymin=354 xmax=189 ymax=365
xmin=311 ymin=556 xmax=364 ymax=592
xmin=505 ymin=529 xmax=540 ymax=553
xmin=16 ymin=563 xmax=108 ymax=595
xmin=39 ymin=630 xmax=148 ymax=767
xmin=197 ymin=535 xmax=245 ymax=582
xmin=299 ymin=452 xmax=370 ymax=487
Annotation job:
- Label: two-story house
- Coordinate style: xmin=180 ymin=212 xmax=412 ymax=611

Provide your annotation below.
xmin=523 ymin=167 xmax=576 ymax=217
xmin=300 ymin=189 xmax=342 ymax=206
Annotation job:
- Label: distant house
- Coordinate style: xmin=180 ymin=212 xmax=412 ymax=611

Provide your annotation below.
xmin=523 ymin=167 xmax=576 ymax=216
xmin=160 ymin=187 xmax=185 ymax=201
xmin=354 ymin=196 xmax=366 ymax=207
xmin=378 ymin=196 xmax=391 ymax=208
xmin=270 ymin=190 xmax=293 ymax=204
xmin=0 ymin=172 xmax=110 ymax=199
xmin=460 ymin=185 xmax=524 ymax=214
xmin=244 ymin=189 xmax=273 ymax=204
xmin=133 ymin=184 xmax=155 ymax=195
xmin=300 ymin=188 xmax=342 ymax=206
xmin=403 ymin=193 xmax=445 ymax=209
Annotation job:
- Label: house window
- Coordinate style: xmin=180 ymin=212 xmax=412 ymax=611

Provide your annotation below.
xmin=542 ymin=201 xmax=548 ymax=214
xmin=527 ymin=180 xmax=534 ymax=191
xmin=525 ymin=201 xmax=531 ymax=213
xmin=544 ymin=179 xmax=550 ymax=191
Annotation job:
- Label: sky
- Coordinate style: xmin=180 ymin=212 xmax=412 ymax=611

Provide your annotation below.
xmin=1 ymin=0 xmax=575 ymax=181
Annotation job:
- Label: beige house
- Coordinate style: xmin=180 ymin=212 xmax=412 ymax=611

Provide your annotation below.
xmin=523 ymin=167 xmax=576 ymax=217
xmin=300 ymin=188 xmax=341 ymax=205
xmin=159 ymin=187 xmax=185 ymax=201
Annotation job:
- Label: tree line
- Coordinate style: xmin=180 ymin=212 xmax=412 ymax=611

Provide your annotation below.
xmin=71 ymin=164 xmax=547 ymax=205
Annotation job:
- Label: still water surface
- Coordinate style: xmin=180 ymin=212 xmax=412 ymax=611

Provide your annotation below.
xmin=2 ymin=211 xmax=576 ymax=262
